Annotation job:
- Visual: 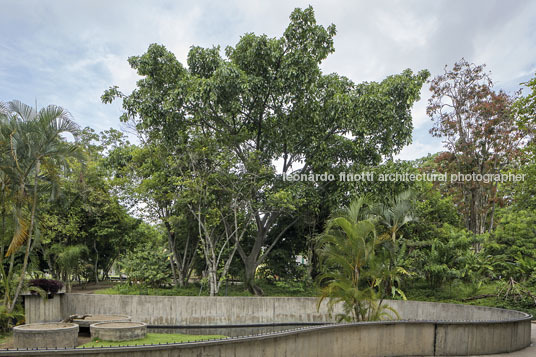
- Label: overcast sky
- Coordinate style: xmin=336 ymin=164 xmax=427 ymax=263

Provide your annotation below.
xmin=1 ymin=0 xmax=535 ymax=160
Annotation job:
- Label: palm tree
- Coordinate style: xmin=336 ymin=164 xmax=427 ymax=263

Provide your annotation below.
xmin=316 ymin=197 xmax=398 ymax=322
xmin=0 ymin=170 xmax=14 ymax=306
xmin=370 ymin=190 xmax=415 ymax=242
xmin=0 ymin=100 xmax=80 ymax=312
xmin=369 ymin=190 xmax=415 ymax=299
xmin=49 ymin=244 xmax=89 ymax=292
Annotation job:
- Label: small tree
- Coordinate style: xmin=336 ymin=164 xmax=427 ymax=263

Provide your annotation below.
xmin=368 ymin=190 xmax=415 ymax=298
xmin=316 ymin=198 xmax=398 ymax=322
xmin=0 ymin=100 xmax=80 ymax=312
xmin=122 ymin=242 xmax=172 ymax=288
xmin=49 ymin=244 xmax=89 ymax=292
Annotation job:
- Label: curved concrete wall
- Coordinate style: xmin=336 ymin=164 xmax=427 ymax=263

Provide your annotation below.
xmin=56 ymin=294 xmax=530 ymax=326
xmin=14 ymin=294 xmax=532 ymax=356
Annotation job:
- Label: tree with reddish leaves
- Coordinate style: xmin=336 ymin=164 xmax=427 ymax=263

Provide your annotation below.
xmin=427 ymin=59 xmax=527 ymax=245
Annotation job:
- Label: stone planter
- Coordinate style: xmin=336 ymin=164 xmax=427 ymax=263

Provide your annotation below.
xmin=13 ymin=322 xmax=78 ymax=349
xmin=73 ymin=314 xmax=131 ymax=329
xmin=90 ymin=321 xmax=147 ymax=341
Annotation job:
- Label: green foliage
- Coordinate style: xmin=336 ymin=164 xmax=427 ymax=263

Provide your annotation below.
xmin=403 ymin=280 xmax=536 ymax=317
xmin=102 ymin=6 xmax=429 ymax=294
xmin=95 ymin=279 xmax=318 ymax=297
xmin=427 ymin=59 xmax=526 ymax=236
xmin=411 ymin=224 xmax=483 ymax=289
xmin=38 ymin=136 xmax=143 ymax=284
xmin=48 ymin=244 xmax=89 ymax=289
xmin=0 ymin=305 xmax=24 ymax=332
xmin=515 ymin=72 xmax=536 ymax=129
xmin=486 ymin=209 xmax=536 ymax=282
xmin=0 ymin=100 xmax=81 ymax=312
xmin=316 ymin=198 xmax=399 ymax=322
xmin=121 ymin=239 xmax=172 ymax=288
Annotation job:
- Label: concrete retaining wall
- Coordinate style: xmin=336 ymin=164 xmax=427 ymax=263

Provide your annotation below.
xmin=59 ymin=295 xmax=335 ymax=325
xmin=2 ymin=320 xmax=532 ymax=356
xmin=15 ymin=294 xmax=531 ymax=356
xmin=24 ymin=294 xmax=62 ymax=324
xmin=57 ymin=294 xmax=530 ymax=325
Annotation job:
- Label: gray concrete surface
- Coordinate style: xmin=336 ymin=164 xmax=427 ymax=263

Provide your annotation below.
xmin=14 ymin=295 xmax=531 ymax=356
xmin=474 ymin=322 xmax=536 ymax=357
xmin=1 ymin=321 xmax=532 ymax=356
xmin=24 ymin=294 xmax=62 ymax=323
xmin=13 ymin=323 xmax=78 ymax=349
xmin=56 ymin=294 xmax=530 ymax=326
xmin=73 ymin=314 xmax=131 ymax=328
xmin=90 ymin=322 xmax=147 ymax=341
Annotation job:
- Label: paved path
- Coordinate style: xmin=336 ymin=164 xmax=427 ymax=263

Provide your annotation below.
xmin=472 ymin=323 xmax=536 ymax=357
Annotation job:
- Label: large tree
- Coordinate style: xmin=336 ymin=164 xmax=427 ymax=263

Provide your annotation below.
xmin=427 ymin=59 xmax=528 ymax=240
xmin=103 ymin=6 xmax=429 ymax=294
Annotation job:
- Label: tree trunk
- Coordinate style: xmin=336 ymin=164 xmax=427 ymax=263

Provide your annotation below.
xmin=93 ymin=239 xmax=99 ymax=283
xmin=9 ymin=161 xmax=40 ymax=313
xmin=488 ymin=181 xmax=498 ymax=232
xmin=237 ymin=213 xmax=297 ymax=295
xmin=208 ymin=263 xmax=217 ymax=296
xmin=164 ymin=220 xmax=194 ymax=287
xmin=243 ymin=256 xmax=263 ymax=295
xmin=0 ymin=183 xmax=8 ymax=306
xmin=169 ymin=253 xmax=178 ymax=286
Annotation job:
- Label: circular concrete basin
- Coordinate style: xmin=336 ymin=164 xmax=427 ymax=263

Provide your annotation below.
xmin=13 ymin=322 xmax=79 ymax=349
xmin=90 ymin=321 xmax=147 ymax=341
xmin=73 ymin=314 xmax=131 ymax=328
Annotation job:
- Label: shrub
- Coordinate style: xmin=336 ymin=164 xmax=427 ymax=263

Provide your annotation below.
xmin=0 ymin=305 xmax=24 ymax=332
xmin=29 ymin=279 xmax=64 ymax=294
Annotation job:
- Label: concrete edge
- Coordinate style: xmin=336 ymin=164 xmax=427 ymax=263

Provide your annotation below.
xmin=1 ymin=317 xmax=532 ymax=355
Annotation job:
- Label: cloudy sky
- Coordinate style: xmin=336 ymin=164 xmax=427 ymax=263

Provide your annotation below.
xmin=1 ymin=0 xmax=535 ymax=160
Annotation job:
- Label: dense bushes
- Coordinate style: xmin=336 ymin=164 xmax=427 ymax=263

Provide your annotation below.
xmin=29 ymin=279 xmax=64 ymax=294
xmin=0 ymin=305 xmax=24 ymax=333
xmin=120 ymin=242 xmax=172 ymax=287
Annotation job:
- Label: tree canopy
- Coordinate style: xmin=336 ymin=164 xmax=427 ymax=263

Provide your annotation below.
xmin=103 ymin=6 xmax=429 ymax=294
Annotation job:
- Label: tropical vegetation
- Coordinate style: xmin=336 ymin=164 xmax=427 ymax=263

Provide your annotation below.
xmin=1 ymin=6 xmax=536 ymax=329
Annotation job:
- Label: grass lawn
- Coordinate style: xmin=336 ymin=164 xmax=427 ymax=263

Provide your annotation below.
xmin=402 ymin=280 xmax=536 ymax=317
xmin=78 ymin=333 xmax=227 ymax=347
xmin=0 ymin=332 xmax=11 ymax=347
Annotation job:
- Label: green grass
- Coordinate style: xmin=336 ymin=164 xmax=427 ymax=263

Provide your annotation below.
xmin=0 ymin=332 xmax=11 ymax=345
xmin=402 ymin=280 xmax=536 ymax=317
xmin=78 ymin=333 xmax=226 ymax=347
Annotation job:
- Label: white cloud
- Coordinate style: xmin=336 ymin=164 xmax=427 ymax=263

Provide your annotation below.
xmin=395 ymin=140 xmax=443 ymax=161
xmin=1 ymin=0 xmax=535 ymax=163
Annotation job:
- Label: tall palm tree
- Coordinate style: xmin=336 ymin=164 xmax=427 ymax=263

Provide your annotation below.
xmin=316 ymin=197 xmax=398 ymax=322
xmin=0 ymin=100 xmax=80 ymax=312
xmin=369 ymin=190 xmax=415 ymax=299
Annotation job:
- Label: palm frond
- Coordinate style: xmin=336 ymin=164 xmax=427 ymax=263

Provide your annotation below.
xmin=8 ymin=100 xmax=37 ymax=122
xmin=6 ymin=214 xmax=29 ymax=256
xmin=39 ymin=105 xmax=81 ymax=138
